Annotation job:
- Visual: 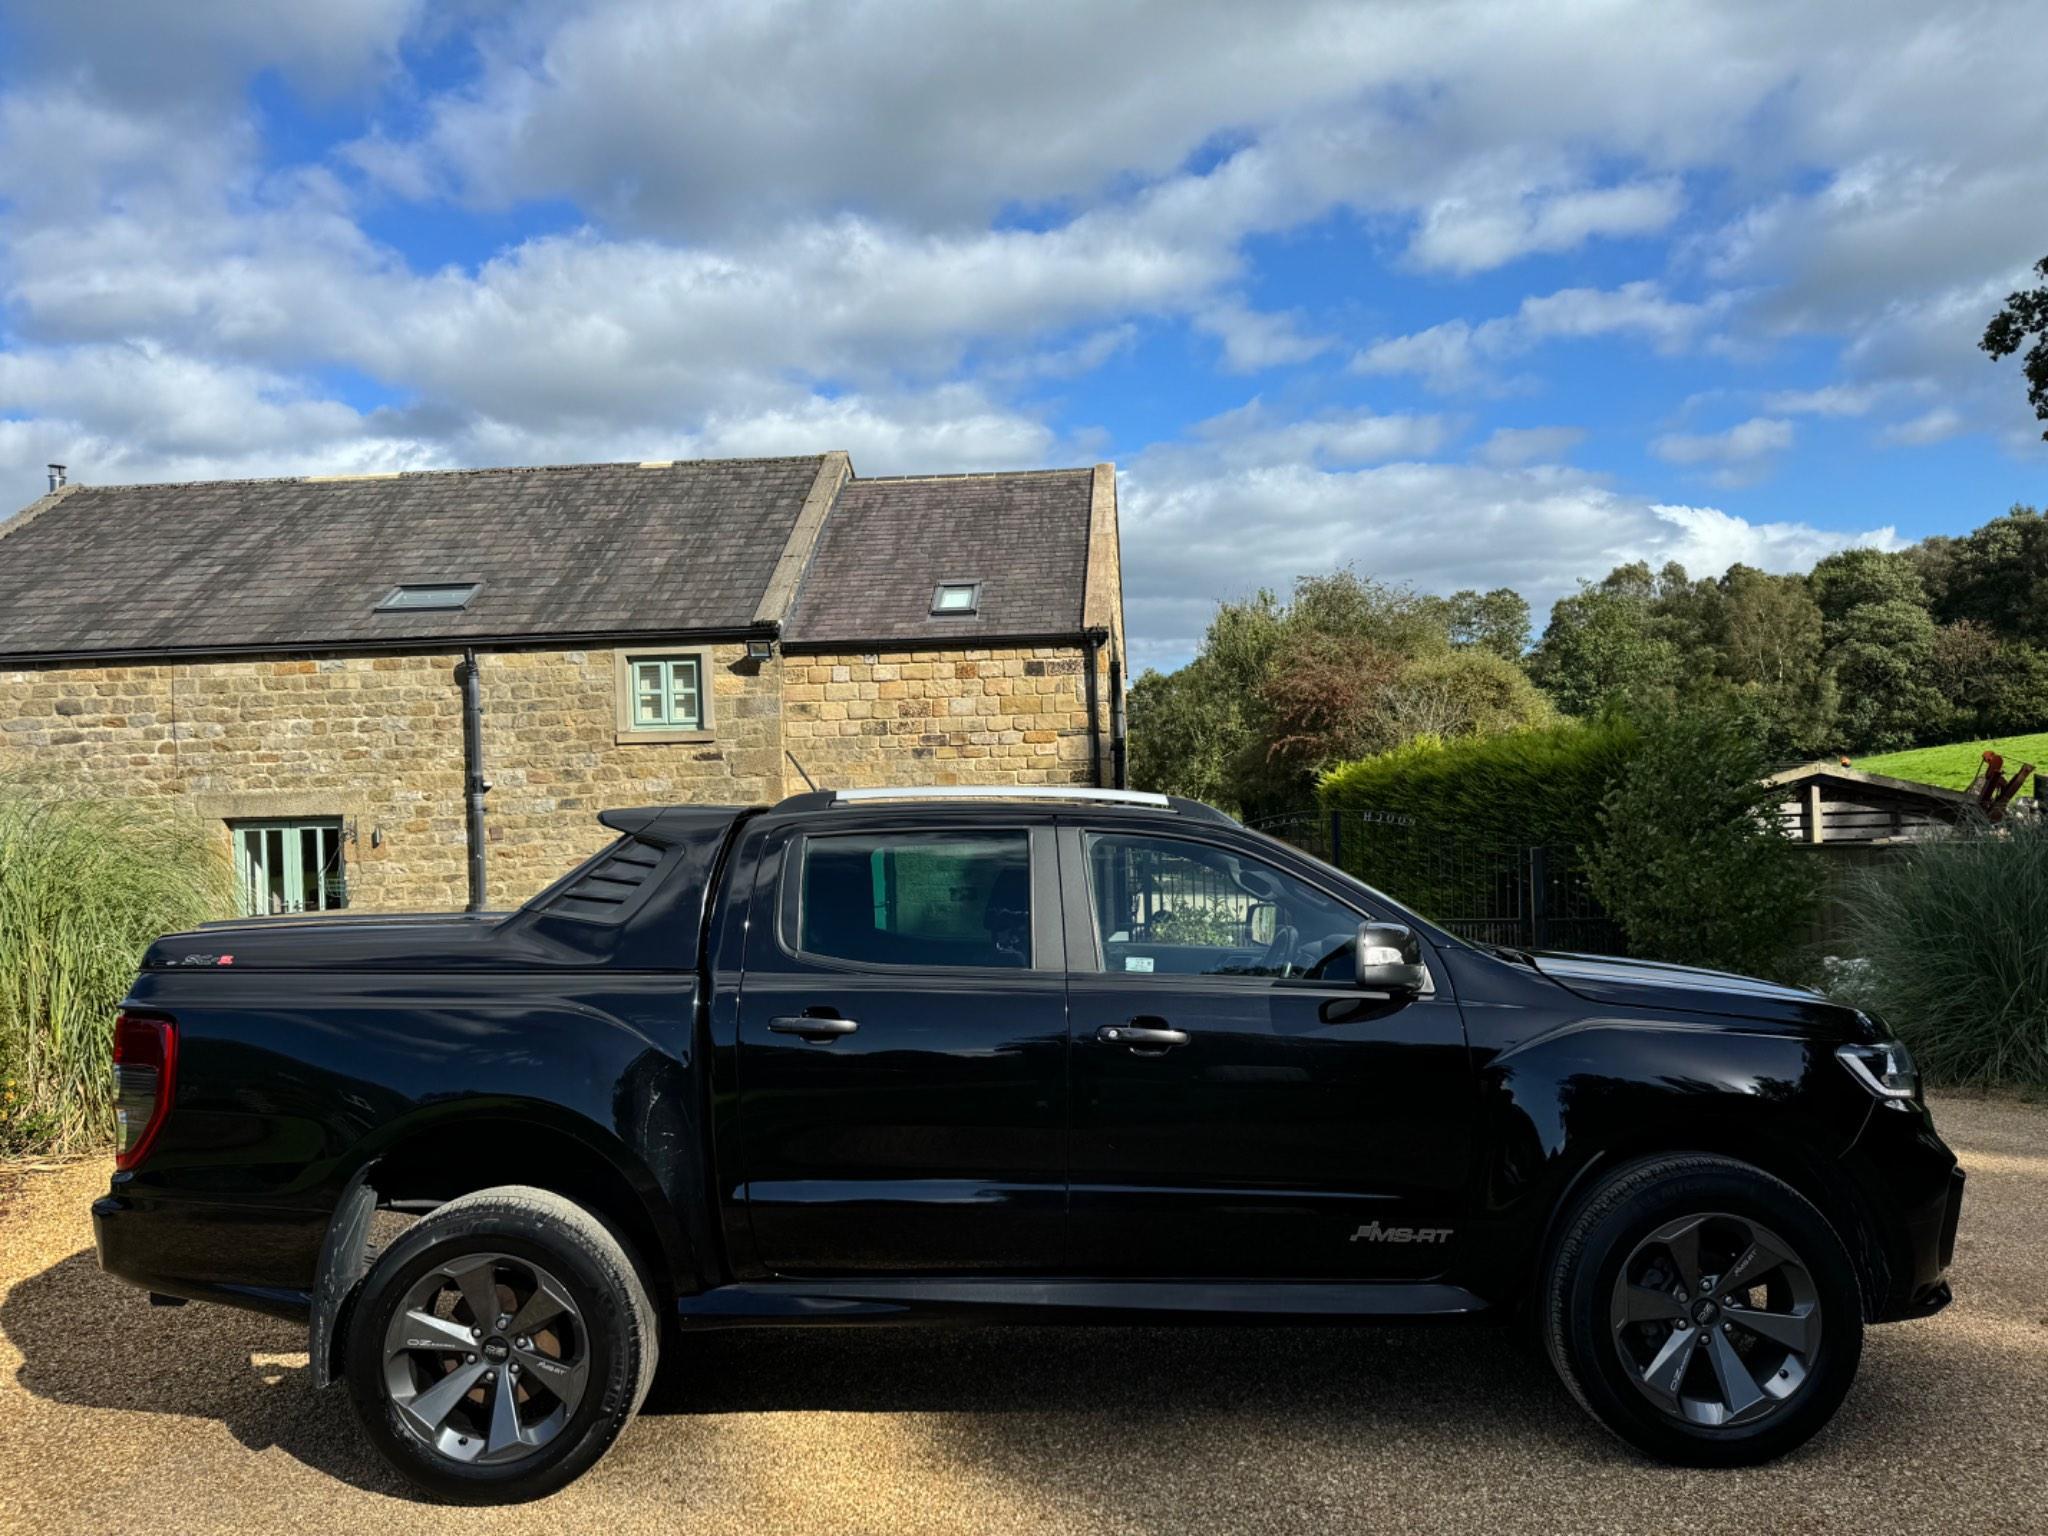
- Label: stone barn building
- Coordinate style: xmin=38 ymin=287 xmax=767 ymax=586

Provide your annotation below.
xmin=0 ymin=453 xmax=1127 ymax=914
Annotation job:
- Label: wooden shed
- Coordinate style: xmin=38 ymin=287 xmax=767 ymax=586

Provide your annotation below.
xmin=1765 ymin=763 xmax=1989 ymax=845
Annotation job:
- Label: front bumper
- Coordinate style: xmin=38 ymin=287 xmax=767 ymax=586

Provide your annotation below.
xmin=1838 ymin=1099 xmax=1965 ymax=1322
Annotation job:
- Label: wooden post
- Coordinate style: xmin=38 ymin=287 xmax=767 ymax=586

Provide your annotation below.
xmin=1808 ymin=781 xmax=1824 ymax=844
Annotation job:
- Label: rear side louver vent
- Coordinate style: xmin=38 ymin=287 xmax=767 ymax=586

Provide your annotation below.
xmin=539 ymin=838 xmax=665 ymax=922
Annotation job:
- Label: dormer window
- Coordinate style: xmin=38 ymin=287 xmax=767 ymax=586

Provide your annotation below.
xmin=375 ymin=582 xmax=481 ymax=612
xmin=931 ymin=580 xmax=981 ymax=615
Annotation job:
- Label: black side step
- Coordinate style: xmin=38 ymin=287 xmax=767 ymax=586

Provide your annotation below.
xmin=676 ymin=1276 xmax=1491 ymax=1328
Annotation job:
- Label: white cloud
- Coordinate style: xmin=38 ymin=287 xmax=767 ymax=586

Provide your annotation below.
xmin=1351 ymin=320 xmax=1506 ymax=394
xmin=7 ymin=0 xmax=421 ymax=103
xmin=1651 ymin=416 xmax=1795 ymax=470
xmin=1119 ymin=441 xmax=1898 ymax=671
xmin=1354 ymin=282 xmax=1713 ymax=393
xmin=2 ymin=0 xmax=2044 ymax=667
xmin=1516 ymin=283 xmax=1709 ymax=348
xmin=1192 ymin=301 xmax=1332 ymax=373
xmin=1408 ymin=177 xmax=1683 ymax=274
xmin=1762 ymin=384 xmax=1887 ymax=417
xmin=1179 ymin=400 xmax=1457 ymax=469
xmin=1881 ymin=406 xmax=1967 ymax=447
xmin=1477 ymin=425 xmax=1585 ymax=466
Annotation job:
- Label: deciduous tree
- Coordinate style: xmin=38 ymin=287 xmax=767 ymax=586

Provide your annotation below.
xmin=1982 ymin=254 xmax=2048 ymax=440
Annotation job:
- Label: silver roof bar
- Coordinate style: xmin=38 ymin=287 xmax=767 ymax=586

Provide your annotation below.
xmin=832 ymin=785 xmax=1171 ymax=809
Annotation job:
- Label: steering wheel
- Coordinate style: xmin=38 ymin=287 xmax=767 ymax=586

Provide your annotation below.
xmin=1257 ymin=921 xmax=1300 ymax=976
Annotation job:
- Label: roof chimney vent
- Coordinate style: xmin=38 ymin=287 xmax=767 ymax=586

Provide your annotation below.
xmin=47 ymin=463 xmax=66 ymax=493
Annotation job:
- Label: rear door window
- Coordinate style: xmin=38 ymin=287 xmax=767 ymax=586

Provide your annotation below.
xmin=793 ymin=830 xmax=1032 ymax=969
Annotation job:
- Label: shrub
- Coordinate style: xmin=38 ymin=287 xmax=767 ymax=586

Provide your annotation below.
xmin=0 ymin=786 xmax=233 ymax=1154
xmin=1833 ymin=816 xmax=2048 ymax=1089
xmin=1320 ymin=715 xmax=1641 ymax=848
xmin=1583 ymin=700 xmax=1821 ymax=981
xmin=1315 ymin=717 xmax=1640 ymax=930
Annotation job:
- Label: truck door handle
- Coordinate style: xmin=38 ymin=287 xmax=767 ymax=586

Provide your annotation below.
xmin=1099 ymin=1019 xmax=1189 ymax=1051
xmin=768 ymin=1014 xmax=860 ymax=1041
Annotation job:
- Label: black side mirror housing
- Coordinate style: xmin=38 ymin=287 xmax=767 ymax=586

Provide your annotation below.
xmin=1357 ymin=921 xmax=1428 ymax=995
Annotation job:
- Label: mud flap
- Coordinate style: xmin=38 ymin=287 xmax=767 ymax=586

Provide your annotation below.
xmin=309 ymin=1166 xmax=378 ymax=1389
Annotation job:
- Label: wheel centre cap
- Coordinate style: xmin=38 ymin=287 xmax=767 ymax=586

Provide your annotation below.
xmin=1692 ymin=1299 xmax=1719 ymax=1326
xmin=482 ymin=1336 xmax=511 ymax=1361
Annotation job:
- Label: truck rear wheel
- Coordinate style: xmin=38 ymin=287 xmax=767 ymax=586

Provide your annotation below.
xmin=1543 ymin=1154 xmax=1863 ymax=1466
xmin=343 ymin=1185 xmax=657 ymax=1503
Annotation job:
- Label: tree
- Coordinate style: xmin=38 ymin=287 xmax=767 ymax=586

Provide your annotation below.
xmin=1126 ymin=567 xmax=1485 ymax=816
xmin=1711 ymin=566 xmax=1836 ymax=757
xmin=1527 ymin=563 xmax=1683 ymax=716
xmin=1805 ymin=548 xmax=1947 ymax=751
xmin=1827 ymin=598 xmax=1953 ymax=751
xmin=1428 ymin=588 xmax=1531 ymax=659
xmin=1982 ymin=254 xmax=2048 ymax=440
xmin=1922 ymin=505 xmax=2048 ymax=648
xmin=1255 ymin=633 xmax=1408 ymax=786
xmin=1808 ymin=546 xmax=1928 ymax=621
xmin=1381 ymin=649 xmax=1555 ymax=743
xmin=1585 ymin=698 xmax=1821 ymax=982
xmin=1929 ymin=620 xmax=2048 ymax=736
xmin=1126 ymin=659 xmax=1241 ymax=808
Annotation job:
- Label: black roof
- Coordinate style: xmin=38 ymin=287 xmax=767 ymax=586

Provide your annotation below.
xmin=782 ymin=469 xmax=1094 ymax=647
xmin=0 ymin=455 xmax=1104 ymax=662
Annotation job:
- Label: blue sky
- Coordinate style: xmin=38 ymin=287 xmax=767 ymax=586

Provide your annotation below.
xmin=1 ymin=1 xmax=2044 ymax=669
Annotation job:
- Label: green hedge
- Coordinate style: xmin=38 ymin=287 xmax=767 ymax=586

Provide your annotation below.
xmin=1313 ymin=719 xmax=1640 ymax=928
xmin=1319 ymin=716 xmax=1642 ymax=847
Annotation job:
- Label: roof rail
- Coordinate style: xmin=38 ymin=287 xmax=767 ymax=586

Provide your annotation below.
xmin=835 ymin=785 xmax=1170 ymax=809
xmin=767 ymin=784 xmax=1239 ymax=825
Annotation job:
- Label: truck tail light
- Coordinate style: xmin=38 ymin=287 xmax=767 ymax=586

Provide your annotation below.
xmin=113 ymin=1012 xmax=177 ymax=1170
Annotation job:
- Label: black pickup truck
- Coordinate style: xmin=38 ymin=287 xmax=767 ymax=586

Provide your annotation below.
xmin=96 ymin=786 xmax=1963 ymax=1502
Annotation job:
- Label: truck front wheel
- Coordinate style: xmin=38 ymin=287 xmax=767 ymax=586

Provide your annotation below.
xmin=1543 ymin=1153 xmax=1864 ymax=1466
xmin=343 ymin=1185 xmax=658 ymax=1503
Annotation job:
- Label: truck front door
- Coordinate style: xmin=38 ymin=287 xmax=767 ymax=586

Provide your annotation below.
xmin=733 ymin=817 xmax=1068 ymax=1274
xmin=1059 ymin=824 xmax=1476 ymax=1280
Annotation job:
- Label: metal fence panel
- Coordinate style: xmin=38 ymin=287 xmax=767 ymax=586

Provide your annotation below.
xmin=1249 ymin=808 xmax=1627 ymax=955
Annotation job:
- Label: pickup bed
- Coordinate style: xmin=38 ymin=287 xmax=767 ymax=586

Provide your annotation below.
xmin=95 ymin=787 xmax=1964 ymax=1502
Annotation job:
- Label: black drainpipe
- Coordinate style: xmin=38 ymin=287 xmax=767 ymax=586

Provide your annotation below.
xmin=459 ymin=649 xmax=490 ymax=913
xmin=1108 ymin=642 xmax=1127 ymax=790
xmin=1082 ymin=626 xmax=1108 ymax=789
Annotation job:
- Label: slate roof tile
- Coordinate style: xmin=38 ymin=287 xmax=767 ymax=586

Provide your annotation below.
xmin=0 ymin=457 xmax=825 ymax=657
xmin=782 ymin=469 xmax=1093 ymax=646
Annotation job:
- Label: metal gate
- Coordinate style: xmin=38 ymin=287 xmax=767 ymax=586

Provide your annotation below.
xmin=1250 ymin=808 xmax=1626 ymax=955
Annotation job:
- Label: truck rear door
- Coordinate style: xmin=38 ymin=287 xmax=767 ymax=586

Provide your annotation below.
xmin=730 ymin=813 xmax=1068 ymax=1274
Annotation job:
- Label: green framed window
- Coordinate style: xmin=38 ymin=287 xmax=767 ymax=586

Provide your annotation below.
xmin=232 ymin=819 xmax=348 ymax=917
xmin=629 ymin=655 xmax=704 ymax=730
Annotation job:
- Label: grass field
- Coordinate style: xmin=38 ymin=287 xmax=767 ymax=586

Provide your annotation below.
xmin=1854 ymin=731 xmax=2048 ymax=790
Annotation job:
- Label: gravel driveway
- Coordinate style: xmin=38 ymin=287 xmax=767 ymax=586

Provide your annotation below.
xmin=4 ymin=1091 xmax=2044 ymax=1535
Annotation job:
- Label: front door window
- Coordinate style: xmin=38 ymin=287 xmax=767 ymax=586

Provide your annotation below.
xmin=1083 ymin=832 xmax=1360 ymax=980
xmin=232 ymin=819 xmax=347 ymax=915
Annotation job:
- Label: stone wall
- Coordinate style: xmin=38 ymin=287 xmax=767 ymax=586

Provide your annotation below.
xmin=0 ymin=638 xmax=1101 ymax=913
xmin=779 ymin=644 xmax=1096 ymax=791
xmin=0 ymin=644 xmax=781 ymax=911
xmin=478 ymin=645 xmax=782 ymax=902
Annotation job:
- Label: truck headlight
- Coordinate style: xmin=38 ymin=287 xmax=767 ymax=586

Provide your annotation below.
xmin=1837 ymin=1040 xmax=1920 ymax=1102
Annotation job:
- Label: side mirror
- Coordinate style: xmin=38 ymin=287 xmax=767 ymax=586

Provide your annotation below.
xmin=1246 ymin=900 xmax=1277 ymax=946
xmin=1357 ymin=921 xmax=1428 ymax=995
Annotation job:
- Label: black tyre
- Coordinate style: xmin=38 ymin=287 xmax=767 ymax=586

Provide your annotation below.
xmin=343 ymin=1185 xmax=657 ymax=1503
xmin=1543 ymin=1154 xmax=1863 ymax=1467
